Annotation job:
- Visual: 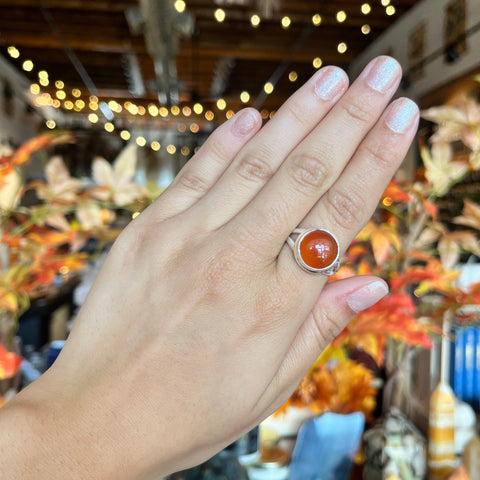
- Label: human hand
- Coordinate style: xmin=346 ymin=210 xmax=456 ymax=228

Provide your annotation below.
xmin=2 ymin=56 xmax=418 ymax=479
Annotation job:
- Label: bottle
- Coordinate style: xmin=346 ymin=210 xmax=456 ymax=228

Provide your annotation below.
xmin=428 ymin=381 xmax=456 ymax=479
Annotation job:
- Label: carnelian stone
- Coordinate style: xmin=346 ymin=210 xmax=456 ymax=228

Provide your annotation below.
xmin=299 ymin=230 xmax=338 ymax=269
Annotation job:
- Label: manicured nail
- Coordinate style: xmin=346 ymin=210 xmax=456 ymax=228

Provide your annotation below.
xmin=364 ymin=56 xmax=400 ymax=93
xmin=314 ymin=67 xmax=348 ymax=100
xmin=233 ymin=109 xmax=258 ymax=136
xmin=346 ymin=281 xmax=389 ymax=314
xmin=385 ymin=98 xmax=419 ymax=133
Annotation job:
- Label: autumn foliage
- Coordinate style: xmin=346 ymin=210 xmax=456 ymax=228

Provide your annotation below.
xmin=279 ymin=87 xmax=480 ymax=418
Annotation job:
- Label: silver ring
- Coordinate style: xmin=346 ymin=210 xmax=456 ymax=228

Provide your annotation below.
xmin=287 ymin=228 xmax=341 ymax=275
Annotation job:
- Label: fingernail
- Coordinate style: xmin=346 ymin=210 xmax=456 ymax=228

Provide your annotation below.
xmin=385 ymin=98 xmax=419 ymax=133
xmin=346 ymin=281 xmax=389 ymax=314
xmin=314 ymin=67 xmax=348 ymax=100
xmin=364 ymin=56 xmax=400 ymax=93
xmin=233 ymin=109 xmax=258 ymax=136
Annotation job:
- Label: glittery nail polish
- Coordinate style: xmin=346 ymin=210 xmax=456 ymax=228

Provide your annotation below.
xmin=233 ymin=109 xmax=258 ymax=136
xmin=314 ymin=67 xmax=348 ymax=100
xmin=385 ymin=98 xmax=419 ymax=133
xmin=364 ymin=56 xmax=400 ymax=93
xmin=347 ymin=281 xmax=389 ymax=314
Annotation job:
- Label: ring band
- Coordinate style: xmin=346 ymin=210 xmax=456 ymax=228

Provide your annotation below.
xmin=287 ymin=228 xmax=341 ymax=275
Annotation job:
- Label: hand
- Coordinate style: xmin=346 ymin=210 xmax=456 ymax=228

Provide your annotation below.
xmin=1 ymin=56 xmax=418 ymax=479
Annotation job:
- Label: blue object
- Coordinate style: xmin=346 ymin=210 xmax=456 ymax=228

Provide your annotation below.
xmin=289 ymin=411 xmax=365 ymax=480
xmin=451 ymin=326 xmax=465 ymax=398
xmin=463 ymin=326 xmax=476 ymax=404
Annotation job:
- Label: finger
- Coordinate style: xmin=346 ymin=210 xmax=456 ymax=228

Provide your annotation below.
xmin=194 ymin=66 xmax=349 ymax=227
xmin=260 ymin=276 xmax=389 ymax=413
xmin=277 ymin=97 xmax=419 ymax=276
xmin=142 ymin=108 xmax=262 ymax=223
xmin=218 ymin=56 xmax=402 ymax=256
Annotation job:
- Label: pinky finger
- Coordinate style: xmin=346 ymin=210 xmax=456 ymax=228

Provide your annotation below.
xmin=144 ymin=108 xmax=262 ymax=223
xmin=263 ymin=276 xmax=389 ymax=414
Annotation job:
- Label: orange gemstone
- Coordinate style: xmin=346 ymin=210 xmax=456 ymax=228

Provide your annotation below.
xmin=299 ymin=230 xmax=338 ymax=270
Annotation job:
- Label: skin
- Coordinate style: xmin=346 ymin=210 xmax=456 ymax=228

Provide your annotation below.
xmin=0 ymin=56 xmax=419 ymax=479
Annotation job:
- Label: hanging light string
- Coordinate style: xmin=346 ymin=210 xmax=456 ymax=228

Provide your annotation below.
xmin=5 ymin=0 xmax=398 ymax=152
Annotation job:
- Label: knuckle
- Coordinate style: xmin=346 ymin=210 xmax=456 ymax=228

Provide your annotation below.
xmin=325 ymin=188 xmax=364 ymax=231
xmin=283 ymin=100 xmax=310 ymax=129
xmin=361 ymin=142 xmax=392 ymax=169
xmin=176 ymin=170 xmax=210 ymax=195
xmin=340 ymin=98 xmax=373 ymax=126
xmin=310 ymin=308 xmax=344 ymax=349
xmin=289 ymin=152 xmax=330 ymax=191
xmin=236 ymin=149 xmax=274 ymax=183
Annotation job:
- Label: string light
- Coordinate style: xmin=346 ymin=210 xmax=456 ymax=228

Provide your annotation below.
xmin=240 ymin=91 xmax=250 ymax=103
xmin=181 ymin=146 xmax=190 ymax=156
xmin=88 ymin=113 xmax=99 ymax=123
xmin=39 ymin=77 xmax=49 ymax=87
xmin=177 ymin=123 xmax=187 ymax=133
xmin=260 ymin=109 xmax=269 ymax=119
xmin=251 ymin=14 xmax=260 ymax=27
xmin=56 ymin=90 xmax=66 ymax=100
xmin=312 ymin=14 xmax=322 ymax=26
xmin=55 ymin=80 xmax=64 ymax=89
xmin=216 ymin=98 xmax=226 ymax=110
xmin=159 ymin=107 xmax=169 ymax=117
xmin=167 ymin=145 xmax=176 ymax=154
xmin=128 ymin=104 xmax=139 ymax=115
xmin=174 ymin=0 xmax=186 ymax=13
xmin=281 ymin=16 xmax=291 ymax=29
xmin=205 ymin=110 xmax=214 ymax=121
xmin=171 ymin=105 xmax=180 ymax=116
xmin=30 ymin=83 xmax=40 ymax=95
xmin=361 ymin=24 xmax=371 ymax=34
xmin=288 ymin=71 xmax=298 ymax=82
xmin=64 ymin=100 xmax=74 ymax=110
xmin=182 ymin=106 xmax=192 ymax=117
xmin=136 ymin=136 xmax=146 ymax=147
xmin=22 ymin=60 xmax=34 ymax=71
xmin=89 ymin=102 xmax=99 ymax=111
xmin=264 ymin=82 xmax=274 ymax=94
xmin=75 ymin=99 xmax=85 ymax=110
xmin=337 ymin=42 xmax=348 ymax=54
xmin=214 ymin=8 xmax=225 ymax=22
xmin=336 ymin=11 xmax=346 ymax=23
xmin=313 ymin=57 xmax=322 ymax=69
xmin=52 ymin=99 xmax=61 ymax=108
xmin=190 ymin=123 xmax=199 ymax=133
xmin=72 ymin=88 xmax=82 ymax=98
xmin=148 ymin=104 xmax=159 ymax=116
xmin=151 ymin=141 xmax=161 ymax=151
xmin=7 ymin=46 xmax=19 ymax=58
xmin=89 ymin=95 xmax=98 ymax=103
xmin=193 ymin=103 xmax=203 ymax=114
xmin=38 ymin=70 xmax=48 ymax=80
xmin=104 ymin=122 xmax=115 ymax=132
xmin=46 ymin=120 xmax=56 ymax=129
xmin=120 ymin=130 xmax=131 ymax=141
xmin=137 ymin=106 xmax=146 ymax=115
xmin=226 ymin=110 xmax=235 ymax=119
xmin=361 ymin=3 xmax=371 ymax=14
xmin=386 ymin=5 xmax=396 ymax=15
xmin=381 ymin=0 xmax=390 ymax=5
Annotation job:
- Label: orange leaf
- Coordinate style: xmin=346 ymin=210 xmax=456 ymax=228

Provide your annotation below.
xmin=0 ymin=344 xmax=22 ymax=380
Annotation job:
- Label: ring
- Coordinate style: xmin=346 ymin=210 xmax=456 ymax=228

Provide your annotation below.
xmin=287 ymin=228 xmax=341 ymax=275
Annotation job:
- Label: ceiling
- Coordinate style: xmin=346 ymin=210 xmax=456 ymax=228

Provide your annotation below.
xmin=0 ymin=0 xmax=422 ymax=130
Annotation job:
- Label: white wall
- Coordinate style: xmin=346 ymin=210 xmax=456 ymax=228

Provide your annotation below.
xmin=350 ymin=0 xmax=480 ymax=102
xmin=0 ymin=54 xmax=43 ymax=147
